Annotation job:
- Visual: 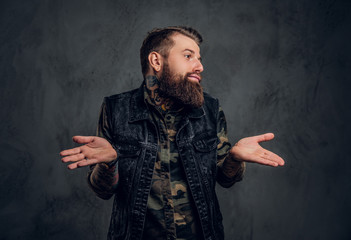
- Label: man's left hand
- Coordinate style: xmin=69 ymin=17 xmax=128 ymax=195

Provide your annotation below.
xmin=230 ymin=133 xmax=285 ymax=167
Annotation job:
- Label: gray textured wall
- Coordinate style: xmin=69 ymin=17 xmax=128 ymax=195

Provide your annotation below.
xmin=1 ymin=0 xmax=350 ymax=239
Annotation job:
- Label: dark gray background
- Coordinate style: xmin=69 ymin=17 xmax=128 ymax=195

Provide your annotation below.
xmin=1 ymin=0 xmax=350 ymax=239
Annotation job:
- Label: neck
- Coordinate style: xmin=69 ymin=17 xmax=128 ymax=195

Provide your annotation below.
xmin=144 ymin=75 xmax=176 ymax=111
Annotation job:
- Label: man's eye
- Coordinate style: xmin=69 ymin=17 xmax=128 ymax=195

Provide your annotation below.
xmin=184 ymin=55 xmax=191 ymax=59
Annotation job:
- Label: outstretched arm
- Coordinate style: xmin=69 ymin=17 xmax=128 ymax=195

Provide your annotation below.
xmin=60 ymin=99 xmax=120 ymax=199
xmin=215 ymin=107 xmax=284 ymax=188
xmin=230 ymin=133 xmax=285 ymax=167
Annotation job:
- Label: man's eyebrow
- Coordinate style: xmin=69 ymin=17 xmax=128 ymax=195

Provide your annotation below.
xmin=183 ymin=49 xmax=195 ymax=54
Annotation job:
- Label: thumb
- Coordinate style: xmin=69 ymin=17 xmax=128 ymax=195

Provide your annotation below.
xmin=72 ymin=136 xmax=96 ymax=144
xmin=254 ymin=133 xmax=275 ymax=143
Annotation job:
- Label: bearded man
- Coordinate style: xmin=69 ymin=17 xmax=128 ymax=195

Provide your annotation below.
xmin=60 ymin=26 xmax=284 ymax=240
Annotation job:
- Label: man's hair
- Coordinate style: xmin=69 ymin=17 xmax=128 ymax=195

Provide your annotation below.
xmin=140 ymin=26 xmax=203 ymax=76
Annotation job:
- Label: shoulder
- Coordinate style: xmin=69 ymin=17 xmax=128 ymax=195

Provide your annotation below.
xmin=100 ymin=87 xmax=141 ymax=116
xmin=103 ymin=87 xmax=141 ymax=106
xmin=105 ymin=88 xmax=139 ymax=101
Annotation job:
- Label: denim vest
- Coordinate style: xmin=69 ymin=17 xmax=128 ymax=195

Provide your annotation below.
xmin=105 ymin=85 xmax=225 ymax=240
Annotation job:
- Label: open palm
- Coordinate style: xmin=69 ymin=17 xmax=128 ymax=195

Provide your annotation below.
xmin=230 ymin=133 xmax=284 ymax=167
xmin=60 ymin=136 xmax=117 ymax=170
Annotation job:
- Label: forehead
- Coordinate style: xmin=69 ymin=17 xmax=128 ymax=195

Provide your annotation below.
xmin=169 ymin=33 xmax=201 ymax=54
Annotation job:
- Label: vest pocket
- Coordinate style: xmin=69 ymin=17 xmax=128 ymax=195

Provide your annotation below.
xmin=116 ymin=144 xmax=141 ymax=157
xmin=192 ymin=136 xmax=219 ymax=173
xmin=115 ymin=142 xmax=141 ymax=159
xmin=193 ymin=137 xmax=218 ymax=152
xmin=115 ymin=142 xmax=142 ymax=193
xmin=192 ymin=136 xmax=219 ymax=191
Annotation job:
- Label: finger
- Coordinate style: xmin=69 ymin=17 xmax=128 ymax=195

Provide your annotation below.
xmin=245 ymin=155 xmax=279 ymax=167
xmin=76 ymin=158 xmax=99 ymax=168
xmin=61 ymin=153 xmax=85 ymax=163
xmin=60 ymin=147 xmax=82 ymax=157
xmin=72 ymin=136 xmax=96 ymax=144
xmin=265 ymin=150 xmax=285 ymax=166
xmin=67 ymin=158 xmax=98 ymax=170
xmin=255 ymin=133 xmax=275 ymax=143
xmin=258 ymin=159 xmax=279 ymax=167
xmin=261 ymin=150 xmax=285 ymax=166
xmin=245 ymin=150 xmax=284 ymax=167
xmin=67 ymin=162 xmax=81 ymax=170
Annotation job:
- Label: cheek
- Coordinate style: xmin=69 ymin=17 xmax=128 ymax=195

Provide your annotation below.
xmin=166 ymin=55 xmax=194 ymax=75
xmin=173 ymin=62 xmax=192 ymax=75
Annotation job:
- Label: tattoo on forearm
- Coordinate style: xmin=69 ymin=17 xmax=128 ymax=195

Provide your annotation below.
xmin=221 ymin=154 xmax=243 ymax=178
xmin=90 ymin=163 xmax=119 ymax=192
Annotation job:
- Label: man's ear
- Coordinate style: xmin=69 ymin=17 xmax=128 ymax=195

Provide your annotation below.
xmin=148 ymin=52 xmax=163 ymax=73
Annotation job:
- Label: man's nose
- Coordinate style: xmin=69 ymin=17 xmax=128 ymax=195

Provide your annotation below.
xmin=193 ymin=59 xmax=204 ymax=73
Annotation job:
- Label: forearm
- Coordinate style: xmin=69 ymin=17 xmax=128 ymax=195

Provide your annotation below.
xmin=217 ymin=153 xmax=245 ymax=188
xmin=88 ymin=98 xmax=120 ymax=199
xmin=87 ymin=161 xmax=119 ymax=200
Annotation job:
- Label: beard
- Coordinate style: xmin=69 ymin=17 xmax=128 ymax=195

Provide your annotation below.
xmin=158 ymin=62 xmax=204 ymax=108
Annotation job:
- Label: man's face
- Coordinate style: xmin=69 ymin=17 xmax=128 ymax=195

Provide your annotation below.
xmin=158 ymin=34 xmax=204 ymax=108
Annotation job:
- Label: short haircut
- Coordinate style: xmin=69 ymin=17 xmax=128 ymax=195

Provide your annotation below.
xmin=140 ymin=26 xmax=203 ymax=76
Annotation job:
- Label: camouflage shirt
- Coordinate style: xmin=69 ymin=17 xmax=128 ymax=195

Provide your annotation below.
xmin=141 ymin=85 xmax=245 ymax=240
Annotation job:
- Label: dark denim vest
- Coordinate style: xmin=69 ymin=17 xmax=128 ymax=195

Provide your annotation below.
xmin=105 ymin=85 xmax=224 ymax=240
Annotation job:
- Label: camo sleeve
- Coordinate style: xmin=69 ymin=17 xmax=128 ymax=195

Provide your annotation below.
xmin=216 ymin=106 xmax=245 ymax=188
xmin=87 ymin=99 xmax=119 ymax=200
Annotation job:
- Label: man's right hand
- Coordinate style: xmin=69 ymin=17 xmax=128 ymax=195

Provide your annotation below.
xmin=60 ymin=136 xmax=117 ymax=170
